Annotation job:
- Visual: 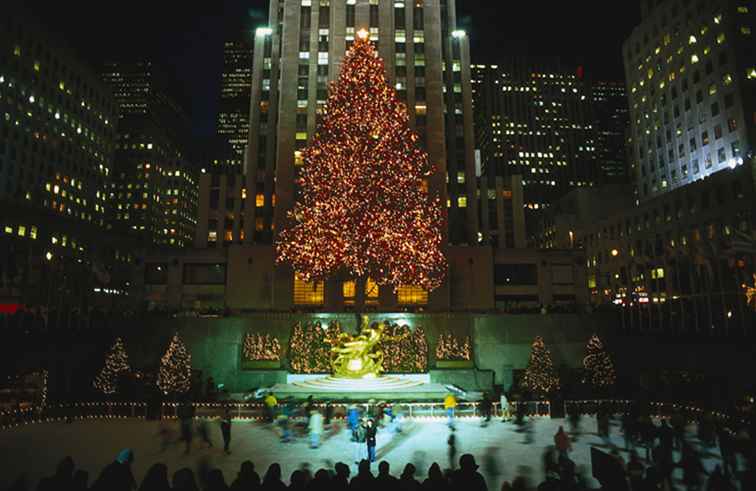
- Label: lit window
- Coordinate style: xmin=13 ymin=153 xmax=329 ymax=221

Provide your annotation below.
xmin=294 ymin=151 xmax=304 ymax=166
xmin=723 ymin=73 xmax=733 ymax=85
xmin=688 ymin=35 xmax=697 ymax=44
xmin=293 ymin=276 xmax=324 ymax=305
xmin=256 ymin=194 xmax=265 ymax=207
xmin=457 ymin=196 xmax=467 ymax=208
xmin=691 ymin=54 xmax=700 ymax=64
xmin=738 ymin=6 xmax=749 ymax=13
xmin=296 ymin=132 xmax=308 ymax=140
xmin=397 ymin=285 xmax=427 ymax=305
xmin=717 ymin=33 xmax=726 ymax=44
xmin=741 ymin=26 xmax=752 ymax=36
xmin=415 ymin=104 xmax=427 ymax=115
xmin=18 ymin=226 xmax=26 ymax=237
xmin=456 ymin=172 xmax=465 ymax=184
xmin=30 ymin=226 xmax=37 ymax=240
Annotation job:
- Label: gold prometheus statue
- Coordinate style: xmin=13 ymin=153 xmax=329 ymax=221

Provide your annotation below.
xmin=745 ymin=274 xmax=756 ymax=309
xmin=326 ymin=314 xmax=405 ymax=378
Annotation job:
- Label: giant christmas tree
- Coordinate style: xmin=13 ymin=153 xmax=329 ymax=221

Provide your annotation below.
xmin=93 ymin=337 xmax=130 ymax=395
xmin=521 ymin=336 xmax=560 ymax=397
xmin=276 ymin=30 xmax=446 ymax=292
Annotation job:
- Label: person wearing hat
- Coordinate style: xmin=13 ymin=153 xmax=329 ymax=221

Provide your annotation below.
xmin=450 ymin=454 xmax=488 ymax=491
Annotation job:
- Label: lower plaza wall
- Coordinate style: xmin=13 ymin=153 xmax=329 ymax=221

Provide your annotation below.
xmin=8 ymin=312 xmax=754 ymax=398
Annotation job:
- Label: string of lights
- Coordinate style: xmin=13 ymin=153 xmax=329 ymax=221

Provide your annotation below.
xmin=243 ymin=333 xmax=282 ymax=362
xmin=521 ymin=336 xmax=560 ymax=396
xmin=93 ymin=338 xmax=131 ymax=395
xmin=156 ymin=333 xmax=192 ymax=396
xmin=435 ymin=333 xmax=472 ymax=361
xmin=275 ymin=33 xmax=446 ymax=292
xmin=582 ymin=334 xmax=617 ymax=388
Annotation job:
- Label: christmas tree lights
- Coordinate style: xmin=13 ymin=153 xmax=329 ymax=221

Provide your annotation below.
xmin=435 ymin=333 xmax=472 ymax=361
xmin=93 ymin=338 xmax=130 ymax=395
xmin=582 ymin=334 xmax=617 ymax=389
xmin=157 ymin=333 xmax=192 ymax=396
xmin=521 ymin=336 xmax=560 ymax=396
xmin=289 ymin=321 xmax=344 ymax=373
xmin=379 ymin=322 xmax=428 ymax=373
xmin=275 ymin=33 xmax=446 ymax=291
xmin=243 ymin=333 xmax=282 ymax=361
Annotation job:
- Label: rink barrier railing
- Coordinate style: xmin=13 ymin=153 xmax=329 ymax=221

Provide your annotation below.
xmin=1 ymin=398 xmax=743 ymax=430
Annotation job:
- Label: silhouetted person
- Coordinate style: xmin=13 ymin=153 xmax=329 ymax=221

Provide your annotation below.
xmin=535 ymin=470 xmax=560 ymax=491
xmin=178 ymin=400 xmax=195 ymax=454
xmin=376 ymin=461 xmax=398 ymax=487
xmin=399 ymin=463 xmax=421 ymax=491
xmin=230 ymin=461 xmax=260 ymax=491
xmin=421 ymin=463 xmax=448 ymax=491
xmin=289 ymin=471 xmax=307 ymax=491
xmin=350 ymin=460 xmax=375 ymax=491
xmin=706 ymin=465 xmax=735 ymax=491
xmin=450 ymin=454 xmax=487 ymax=491
xmin=92 ymin=449 xmax=137 ymax=491
xmin=627 ymin=451 xmax=645 ymax=491
xmin=332 ymin=463 xmax=351 ymax=491
xmin=173 ymin=468 xmax=200 ymax=491
xmin=139 ymin=463 xmax=170 ymax=491
xmin=206 ymin=469 xmax=230 ymax=491
xmin=262 ymin=464 xmax=287 ymax=491
xmin=37 ymin=456 xmax=74 ymax=491
xmin=307 ymin=469 xmax=331 ymax=491
xmin=679 ymin=444 xmax=707 ymax=491
xmin=72 ymin=469 xmax=89 ymax=491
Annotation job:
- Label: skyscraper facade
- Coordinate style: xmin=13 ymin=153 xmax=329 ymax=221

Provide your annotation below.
xmin=216 ymin=36 xmax=253 ymax=169
xmin=1 ymin=8 xmax=134 ymax=309
xmin=592 ymin=81 xmax=630 ymax=183
xmin=624 ymin=0 xmax=755 ymax=202
xmin=101 ymin=62 xmax=198 ymax=248
xmin=471 ymin=60 xmax=599 ymax=227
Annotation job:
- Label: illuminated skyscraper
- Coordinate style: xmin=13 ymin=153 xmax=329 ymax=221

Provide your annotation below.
xmin=216 ymin=35 xmax=253 ymax=169
xmin=624 ymin=0 xmax=755 ymax=202
xmin=472 ymin=59 xmax=598 ymax=229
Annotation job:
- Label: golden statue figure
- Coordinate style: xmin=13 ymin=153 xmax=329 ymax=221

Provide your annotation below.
xmin=326 ymin=314 xmax=405 ymax=378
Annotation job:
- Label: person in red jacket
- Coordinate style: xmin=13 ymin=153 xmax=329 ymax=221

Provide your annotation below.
xmin=554 ymin=426 xmax=572 ymax=459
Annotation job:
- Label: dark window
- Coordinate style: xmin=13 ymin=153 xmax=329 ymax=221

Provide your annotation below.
xmin=144 ymin=263 xmax=169 ymax=284
xmin=183 ymin=263 xmax=226 ymax=285
xmin=494 ymin=264 xmax=538 ymax=285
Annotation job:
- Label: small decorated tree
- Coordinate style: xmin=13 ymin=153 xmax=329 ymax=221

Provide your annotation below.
xmin=521 ymin=336 xmax=560 ymax=397
xmin=157 ymin=333 xmax=192 ymax=396
xmin=435 ymin=333 xmax=472 ymax=361
xmin=582 ymin=334 xmax=616 ymax=389
xmin=289 ymin=321 xmax=344 ymax=373
xmin=243 ymin=333 xmax=282 ymax=361
xmin=380 ymin=322 xmax=428 ymax=373
xmin=93 ymin=337 xmax=131 ymax=395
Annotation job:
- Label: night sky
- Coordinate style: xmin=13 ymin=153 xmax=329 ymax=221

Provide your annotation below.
xmin=24 ymin=1 xmax=640 ymax=137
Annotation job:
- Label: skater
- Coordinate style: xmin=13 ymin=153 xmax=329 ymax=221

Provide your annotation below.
xmin=157 ymin=419 xmax=175 ymax=453
xmin=499 ymin=391 xmax=510 ymax=422
xmin=554 ymin=426 xmax=572 ymax=459
xmin=220 ymin=406 xmax=232 ymax=455
xmin=264 ymin=392 xmax=277 ymax=423
xmin=365 ymin=418 xmax=378 ymax=463
xmin=353 ymin=417 xmax=367 ymax=464
xmin=447 ymin=427 xmax=457 ymax=470
xmin=277 ymin=405 xmax=291 ymax=443
xmin=523 ymin=416 xmax=534 ymax=445
xmin=568 ymin=409 xmax=582 ymax=442
xmin=348 ymin=405 xmax=360 ymax=441
xmin=308 ymin=408 xmax=324 ymax=449
xmin=197 ymin=417 xmax=213 ymax=449
xmin=444 ymin=393 xmax=457 ymax=428
xmin=480 ymin=393 xmax=492 ymax=426
xmin=177 ymin=399 xmax=195 ymax=455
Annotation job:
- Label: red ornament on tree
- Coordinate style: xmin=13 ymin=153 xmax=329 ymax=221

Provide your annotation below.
xmin=276 ymin=34 xmax=446 ymax=291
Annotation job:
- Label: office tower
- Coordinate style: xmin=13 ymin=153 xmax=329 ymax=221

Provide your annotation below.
xmin=235 ymin=0 xmax=477 ymax=247
xmin=624 ymin=0 xmax=755 ymax=202
xmin=0 ymin=8 xmax=131 ymax=307
xmin=216 ymin=35 xmax=253 ymax=169
xmin=471 ymin=59 xmax=598 ymax=228
xmin=592 ymin=81 xmax=631 ymax=182
xmin=101 ymin=62 xmax=198 ymax=248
